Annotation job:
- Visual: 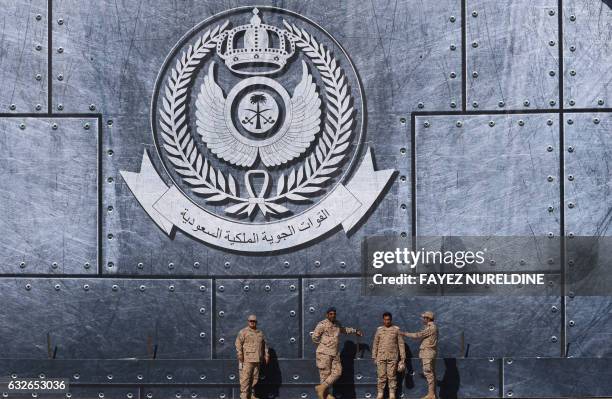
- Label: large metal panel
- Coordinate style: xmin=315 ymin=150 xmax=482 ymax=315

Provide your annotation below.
xmin=303 ymin=278 xmax=561 ymax=358
xmin=0 ymin=278 xmax=212 ymax=359
xmin=215 ymin=279 xmax=300 ymax=359
xmin=0 ymin=0 xmax=48 ymax=113
xmin=0 ymin=117 xmax=98 ymax=274
xmin=466 ymin=0 xmax=559 ymax=110
xmin=563 ymin=0 xmax=612 ymax=108
xmin=416 ymin=113 xmax=560 ymax=236
xmin=503 ymin=357 xmax=612 ymax=398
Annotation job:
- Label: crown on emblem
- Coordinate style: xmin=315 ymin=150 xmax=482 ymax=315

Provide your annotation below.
xmin=216 ymin=8 xmax=295 ymax=75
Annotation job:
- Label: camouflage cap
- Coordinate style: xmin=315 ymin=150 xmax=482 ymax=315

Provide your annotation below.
xmin=247 ymin=314 xmax=257 ymax=321
xmin=421 ymin=311 xmax=434 ymax=320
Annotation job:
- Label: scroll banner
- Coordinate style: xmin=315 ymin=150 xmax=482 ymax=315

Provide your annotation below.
xmin=121 ymin=147 xmax=393 ymax=252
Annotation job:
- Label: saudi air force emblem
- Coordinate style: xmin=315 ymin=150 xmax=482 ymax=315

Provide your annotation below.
xmin=121 ymin=7 xmax=394 ymax=252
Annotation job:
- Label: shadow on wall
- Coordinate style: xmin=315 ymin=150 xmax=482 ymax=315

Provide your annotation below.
xmin=604 ymin=0 xmax=612 ymax=9
xmin=256 ymin=348 xmax=281 ymax=399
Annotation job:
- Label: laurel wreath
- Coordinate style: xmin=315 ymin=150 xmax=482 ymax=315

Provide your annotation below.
xmin=159 ymin=21 xmax=243 ymax=204
xmin=159 ymin=20 xmax=354 ymax=218
xmin=270 ymin=22 xmax=354 ymax=203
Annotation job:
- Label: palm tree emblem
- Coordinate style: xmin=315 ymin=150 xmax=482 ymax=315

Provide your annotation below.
xmin=239 ymin=92 xmax=278 ymax=133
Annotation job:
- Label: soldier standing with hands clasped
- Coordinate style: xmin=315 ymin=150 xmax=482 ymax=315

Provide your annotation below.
xmin=235 ymin=315 xmax=270 ymax=399
xmin=372 ymin=312 xmax=406 ymax=399
xmin=401 ymin=311 xmax=438 ymax=399
xmin=312 ymin=307 xmax=363 ymax=399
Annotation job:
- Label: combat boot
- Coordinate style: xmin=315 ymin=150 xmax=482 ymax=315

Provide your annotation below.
xmin=389 ymin=394 xmax=396 ymax=399
xmin=376 ymin=391 xmax=384 ymax=399
xmin=315 ymin=384 xmax=326 ymax=399
xmin=250 ymin=389 xmax=260 ymax=399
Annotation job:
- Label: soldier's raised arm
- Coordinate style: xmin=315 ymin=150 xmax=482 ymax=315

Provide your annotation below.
xmin=403 ymin=323 xmax=435 ymax=339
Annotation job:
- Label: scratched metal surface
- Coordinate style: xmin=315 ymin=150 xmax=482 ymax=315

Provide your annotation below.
xmin=303 ymin=278 xmax=561 ymax=358
xmin=0 ymin=118 xmax=98 ymax=274
xmin=0 ymin=0 xmax=48 ymax=113
xmin=214 ymin=279 xmax=300 ymax=359
xmin=563 ymin=0 xmax=612 ymax=108
xmin=0 ymin=279 xmax=212 ymax=359
xmin=465 ymin=0 xmax=560 ymax=110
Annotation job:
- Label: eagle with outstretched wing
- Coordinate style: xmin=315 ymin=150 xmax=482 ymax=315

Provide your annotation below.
xmin=195 ymin=60 xmax=321 ymax=167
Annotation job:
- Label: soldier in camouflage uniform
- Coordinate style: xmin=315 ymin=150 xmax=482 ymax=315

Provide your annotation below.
xmin=372 ymin=312 xmax=406 ymax=399
xmin=235 ymin=315 xmax=270 ymax=399
xmin=312 ymin=307 xmax=363 ymax=399
xmin=402 ymin=311 xmax=438 ymax=399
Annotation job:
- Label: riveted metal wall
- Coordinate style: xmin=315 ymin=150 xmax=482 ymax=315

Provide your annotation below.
xmin=1 ymin=0 xmax=612 ymax=398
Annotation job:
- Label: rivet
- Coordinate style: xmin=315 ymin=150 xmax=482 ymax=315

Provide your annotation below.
xmin=518 ymin=120 xmax=525 ymax=126
xmin=35 ymin=44 xmax=42 ymax=51
xmin=314 ymin=260 xmax=321 ymax=267
xmin=193 ymin=261 xmax=199 ymax=268
xmin=340 ymin=261 xmax=346 ymax=268
xmin=598 ymin=99 xmax=605 ymax=106
xmin=567 ymin=119 xmax=573 ymax=125
xmin=547 ymin=232 xmax=554 ymax=238
xmin=547 ymin=205 xmax=554 ymax=212
xmin=594 ymin=118 xmax=600 ymax=124
xmin=519 ymin=259 xmax=526 ymax=265
xmin=549 ymin=100 xmax=556 ymax=106
xmin=35 ymin=73 xmax=42 ymax=81
xmin=547 ymin=175 xmax=554 ymax=182
xmin=568 ymin=146 xmax=574 ymax=153
xmin=547 ymin=119 xmax=553 ymax=126
xmin=472 ymin=71 xmax=478 ymax=78
xmin=36 ymin=14 xmax=42 ymax=20
xmin=568 ymin=232 xmax=575 ymax=238
xmin=218 ymin=311 xmax=225 ymax=317
xmin=199 ymin=285 xmax=206 ymax=291
xmin=137 ymin=262 xmax=143 ymax=269
xmin=19 ymin=261 xmax=26 ymax=268
xmin=506 ymin=359 xmax=513 ymax=365
xmin=569 ymin=291 xmax=575 ymax=298
xmin=57 ymin=104 xmax=64 ymax=110
xmin=57 ymin=47 xmax=64 ymax=53
xmin=569 ymin=69 xmax=576 ymax=76
xmin=9 ymin=104 xmax=16 ymax=110
xmin=569 ymin=15 xmax=576 ymax=21
xmin=400 ymin=175 xmax=407 ymax=182
xmin=489 ymin=384 xmax=495 ymax=391
xmin=551 ymin=336 xmax=558 ymax=343
xmin=498 ymin=100 xmax=505 ymax=108
xmin=449 ymin=16 xmax=456 ymax=22
xmin=107 ymin=233 xmax=113 ymax=240
xmin=417 ymin=102 xmax=424 ymax=109
xmin=551 ymin=305 xmax=558 ymax=313
xmin=219 ymin=337 xmax=225 ymax=344
xmin=168 ymin=285 xmax=175 ymax=291
xmin=568 ymin=175 xmax=574 ymax=181
xmin=57 ymin=74 xmax=64 ymax=81
xmin=200 ymin=332 xmax=206 ymax=338
xmin=35 ymin=104 xmax=42 ymax=111
xmin=471 ymin=41 xmax=478 ymax=48
xmin=290 ymin=337 xmax=296 ymax=343
xmin=199 ymin=307 xmax=206 ymax=314
xmin=112 ymin=284 xmax=118 ymax=291
xmin=508 ymin=391 xmax=514 ymax=397
xmin=549 ymin=70 xmax=556 ymax=77
xmin=450 ymin=44 xmax=456 ymax=51
xmin=52 ymin=261 xmax=58 ymax=268
xmin=569 ymin=99 xmax=575 ymax=106
xmin=19 ymin=123 xmax=25 ymax=130
xmin=107 ymin=261 xmax=114 ymax=268
xmin=472 ymin=10 xmax=478 ymax=17
xmin=569 ymin=320 xmax=575 ymax=327
xmin=489 ymin=259 xmax=496 ymax=266
xmin=139 ymin=284 xmax=146 ymax=291
xmin=399 ymin=117 xmax=406 ymax=124
xmin=309 ymin=284 xmax=315 ymax=291
xmin=147 ymin=393 xmax=152 ymax=399
xmin=400 ymin=204 xmax=407 ymax=210
xmin=52 ymin=123 xmax=58 ymax=130
xmin=547 ymin=145 xmax=553 ymax=152
xmin=83 ymin=284 xmax=90 ymax=291
xmin=549 ymin=40 xmax=555 ymax=46
xmin=340 ymin=283 xmax=346 ymax=290
xmin=569 ymin=45 xmax=576 ymax=52
xmin=54 ymin=284 xmax=61 ymax=291
xmin=549 ymin=9 xmax=555 ymax=16
xmin=243 ymin=285 xmax=250 ymax=292
xmin=568 ymin=202 xmax=575 ymax=208
xmin=107 ymin=119 xmax=113 ymax=126
xmin=423 ymin=121 xmax=430 ymax=128
xmin=73 ymin=373 xmax=80 ymax=379
xmin=89 ymin=104 xmax=96 ymax=111
xmin=284 ymin=260 xmax=290 ymax=268
xmin=168 ymin=262 xmax=174 ymax=269
xmin=449 ymin=72 xmax=457 ymax=79
xmin=127 ymin=394 xmax=133 ymax=399
xmin=84 ymin=122 xmax=90 ymax=130
xmin=568 ymin=259 xmax=575 ymax=266
xmin=107 ymin=177 xmax=113 ymax=183
xmin=400 ymin=232 xmax=407 ymax=238
xmin=290 ymin=310 xmax=296 ymax=317
xmin=289 ymin=284 xmax=296 ymax=291
xmin=309 ymin=307 xmax=315 ymax=313
xmin=218 ymin=285 xmax=224 ymax=292
xmin=523 ymin=100 xmax=530 ymax=107
xmin=472 ymin=101 xmax=479 ymax=108
xmin=450 ymin=101 xmax=457 ymax=108
xmin=57 ymin=18 xmax=64 ymax=25
xmin=456 ymin=121 xmax=463 ymax=127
